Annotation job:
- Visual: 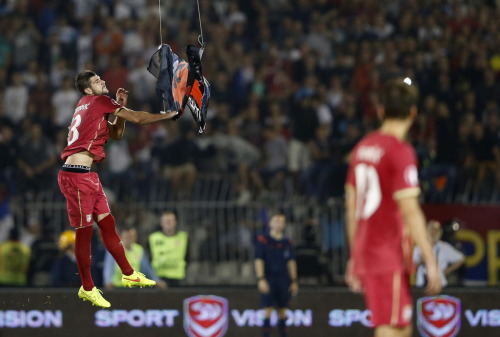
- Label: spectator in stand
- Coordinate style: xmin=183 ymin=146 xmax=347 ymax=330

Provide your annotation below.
xmin=50 ymin=59 xmax=74 ymax=90
xmin=94 ymin=18 xmax=124 ymax=69
xmin=122 ymin=20 xmax=145 ymax=67
xmin=104 ymin=135 xmax=136 ymax=201
xmin=52 ymin=77 xmax=80 ymax=130
xmin=0 ymin=227 xmax=31 ymax=287
xmin=211 ymin=119 xmax=262 ymax=203
xmin=155 ymin=121 xmax=198 ymax=200
xmin=51 ymin=230 xmax=80 ymax=287
xmin=30 ymin=73 xmax=54 ymax=134
xmin=28 ymin=223 xmax=59 ymax=286
xmin=0 ymin=0 xmax=500 ymax=204
xmin=15 ymin=123 xmax=57 ymax=197
xmin=4 ymin=72 xmax=28 ymax=125
xmin=127 ymin=56 xmax=156 ymax=107
xmin=288 ymin=86 xmax=319 ymax=192
xmin=254 ymin=125 xmax=288 ymax=198
xmin=102 ymin=55 xmax=128 ymax=95
xmin=11 ymin=16 xmax=41 ymax=70
xmin=49 ymin=16 xmax=78 ymax=61
xmin=0 ymin=124 xmax=16 ymax=191
xmin=21 ymin=60 xmax=41 ymax=88
xmin=148 ymin=211 xmax=189 ymax=287
xmin=76 ymin=20 xmax=95 ymax=71
xmin=304 ymin=124 xmax=334 ymax=203
xmin=413 ymin=220 xmax=465 ymax=288
xmin=326 ymin=76 xmax=345 ymax=114
xmin=240 ymin=103 xmax=264 ymax=147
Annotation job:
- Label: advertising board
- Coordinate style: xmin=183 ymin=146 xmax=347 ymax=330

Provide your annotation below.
xmin=0 ymin=288 xmax=499 ymax=337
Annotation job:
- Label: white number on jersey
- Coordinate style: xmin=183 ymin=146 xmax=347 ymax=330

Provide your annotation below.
xmin=67 ymin=114 xmax=82 ymax=146
xmin=354 ymin=163 xmax=382 ymax=219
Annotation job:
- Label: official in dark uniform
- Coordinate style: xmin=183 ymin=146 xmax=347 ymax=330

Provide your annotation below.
xmin=254 ymin=214 xmax=298 ymax=337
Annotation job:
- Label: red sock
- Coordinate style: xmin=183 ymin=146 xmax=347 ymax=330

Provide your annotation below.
xmin=75 ymin=225 xmax=95 ymax=291
xmin=97 ymin=214 xmax=134 ymax=276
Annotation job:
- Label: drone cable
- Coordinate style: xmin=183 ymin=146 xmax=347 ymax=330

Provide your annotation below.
xmin=196 ymin=0 xmax=205 ymax=49
xmin=157 ymin=0 xmax=166 ymax=112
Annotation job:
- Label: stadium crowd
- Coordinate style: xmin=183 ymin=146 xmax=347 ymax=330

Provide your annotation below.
xmin=0 ymin=0 xmax=500 ymax=286
xmin=1 ymin=0 xmax=500 ymax=206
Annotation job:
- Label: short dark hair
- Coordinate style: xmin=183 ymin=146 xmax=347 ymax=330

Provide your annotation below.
xmin=380 ymin=78 xmax=419 ymax=119
xmin=75 ymin=70 xmax=96 ymax=95
xmin=119 ymin=224 xmax=136 ymax=233
xmin=162 ymin=210 xmax=177 ymax=218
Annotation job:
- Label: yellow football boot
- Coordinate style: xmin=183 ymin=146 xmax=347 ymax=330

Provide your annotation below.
xmin=78 ymin=286 xmax=111 ymax=308
xmin=122 ymin=270 xmax=156 ymax=288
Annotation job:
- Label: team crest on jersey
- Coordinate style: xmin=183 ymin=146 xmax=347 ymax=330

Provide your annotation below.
xmin=86 ymin=214 xmax=92 ymax=223
xmin=184 ymin=295 xmax=228 ymax=337
xmin=417 ymin=295 xmax=461 ymax=337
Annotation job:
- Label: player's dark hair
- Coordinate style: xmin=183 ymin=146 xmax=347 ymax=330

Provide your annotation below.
xmin=380 ymin=78 xmax=419 ymax=119
xmin=75 ymin=70 xmax=96 ymax=95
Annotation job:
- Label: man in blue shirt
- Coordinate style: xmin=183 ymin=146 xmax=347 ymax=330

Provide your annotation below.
xmin=254 ymin=214 xmax=299 ymax=337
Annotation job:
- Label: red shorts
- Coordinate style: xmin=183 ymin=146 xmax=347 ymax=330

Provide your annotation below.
xmin=58 ymin=170 xmax=110 ymax=228
xmin=361 ymin=270 xmax=413 ymax=328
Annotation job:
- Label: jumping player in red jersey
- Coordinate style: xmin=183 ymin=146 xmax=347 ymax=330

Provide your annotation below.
xmin=345 ymin=78 xmax=442 ymax=337
xmin=58 ymin=70 xmax=179 ymax=308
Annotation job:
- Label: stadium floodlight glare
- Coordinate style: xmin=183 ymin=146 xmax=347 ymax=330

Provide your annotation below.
xmin=403 ymin=77 xmax=412 ymax=85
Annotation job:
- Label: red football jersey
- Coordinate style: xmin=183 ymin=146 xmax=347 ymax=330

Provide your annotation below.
xmin=61 ymin=95 xmax=122 ymax=163
xmin=346 ymin=131 xmax=420 ymax=276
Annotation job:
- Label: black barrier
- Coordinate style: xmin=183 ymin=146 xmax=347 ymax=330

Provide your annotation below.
xmin=0 ymin=288 xmax=499 ymax=337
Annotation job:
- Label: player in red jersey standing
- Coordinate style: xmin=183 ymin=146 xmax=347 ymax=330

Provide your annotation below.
xmin=58 ymin=70 xmax=179 ymax=308
xmin=345 ymin=78 xmax=442 ymax=337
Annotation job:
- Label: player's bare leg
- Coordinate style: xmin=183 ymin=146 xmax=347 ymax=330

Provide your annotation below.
xmin=375 ymin=325 xmax=411 ymax=337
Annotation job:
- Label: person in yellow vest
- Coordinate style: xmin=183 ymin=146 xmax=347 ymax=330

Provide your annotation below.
xmin=0 ymin=226 xmax=31 ymax=286
xmin=103 ymin=226 xmax=166 ymax=289
xmin=148 ymin=211 xmax=189 ymax=287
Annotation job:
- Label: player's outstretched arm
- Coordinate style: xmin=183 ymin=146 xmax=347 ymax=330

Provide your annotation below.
xmin=114 ymin=107 xmax=179 ymax=125
xmin=398 ymin=197 xmax=442 ymax=296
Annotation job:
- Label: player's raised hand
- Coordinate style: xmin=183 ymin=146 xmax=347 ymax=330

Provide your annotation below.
xmin=160 ymin=110 xmax=180 ymax=119
xmin=116 ymin=88 xmax=129 ymax=106
xmin=425 ymin=260 xmax=442 ymax=296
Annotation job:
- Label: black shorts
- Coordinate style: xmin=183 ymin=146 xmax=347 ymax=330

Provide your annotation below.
xmin=260 ymin=277 xmax=291 ymax=308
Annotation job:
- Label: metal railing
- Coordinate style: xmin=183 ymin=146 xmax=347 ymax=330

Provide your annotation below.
xmin=10 ymin=187 xmax=348 ymax=286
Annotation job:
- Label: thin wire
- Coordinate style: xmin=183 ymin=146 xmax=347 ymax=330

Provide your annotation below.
xmin=196 ymin=0 xmax=204 ymax=46
xmin=158 ymin=0 xmax=166 ymax=112
xmin=158 ymin=0 xmax=163 ymax=45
